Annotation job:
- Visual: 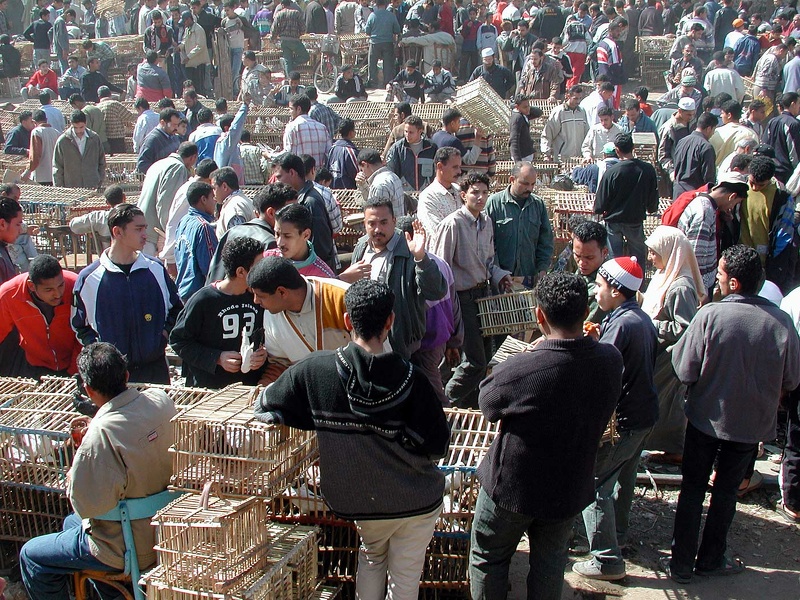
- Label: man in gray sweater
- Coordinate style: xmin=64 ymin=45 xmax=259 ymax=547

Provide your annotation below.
xmin=663 ymin=245 xmax=800 ymax=583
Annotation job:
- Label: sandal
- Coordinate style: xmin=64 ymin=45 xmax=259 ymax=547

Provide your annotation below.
xmin=737 ymin=471 xmax=763 ymax=498
xmin=695 ymin=556 xmax=745 ymax=577
xmin=775 ymin=503 xmax=800 ymax=525
xmin=658 ymin=556 xmax=692 ymax=584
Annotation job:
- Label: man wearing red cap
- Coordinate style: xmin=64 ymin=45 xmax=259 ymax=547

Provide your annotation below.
xmin=574 ymin=256 xmax=659 ymax=581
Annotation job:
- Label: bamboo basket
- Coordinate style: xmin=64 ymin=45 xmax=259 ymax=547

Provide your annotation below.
xmin=454 ymin=78 xmax=511 ymax=136
xmin=170 ymin=385 xmax=318 ymax=499
xmin=475 ymin=290 xmax=537 ymax=336
xmin=0 ymin=482 xmax=70 ymax=542
xmin=0 ymin=391 xmax=79 ymax=490
xmin=153 ymin=489 xmax=270 ymax=592
xmin=146 ymin=521 xmax=318 ymax=600
xmin=0 ymin=377 xmax=37 ymax=409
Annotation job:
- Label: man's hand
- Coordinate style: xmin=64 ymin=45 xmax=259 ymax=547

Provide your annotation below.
xmin=581 ymin=156 xmax=593 ymax=165
xmin=405 ymin=219 xmax=427 ymax=260
xmin=445 ymin=347 xmax=461 ymax=367
xmin=548 ymin=95 xmax=558 ymax=103
xmin=339 ymin=259 xmax=372 ymax=282
xmin=249 ymin=348 xmax=268 ymax=370
xmin=498 ymin=274 xmax=513 ymax=293
xmin=218 ymin=351 xmax=243 ymax=373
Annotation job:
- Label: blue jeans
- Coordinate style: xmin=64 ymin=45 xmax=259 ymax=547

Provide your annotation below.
xmin=20 ymin=513 xmax=121 ymax=600
xmin=670 ymin=423 xmax=757 ymax=577
xmin=470 ymin=489 xmax=573 ymax=600
xmin=230 ymin=46 xmax=244 ymax=95
xmin=581 ymin=426 xmax=651 ymax=573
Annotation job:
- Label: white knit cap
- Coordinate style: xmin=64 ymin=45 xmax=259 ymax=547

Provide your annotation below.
xmin=678 ymin=97 xmax=696 ymax=111
xmin=598 ymin=256 xmax=644 ymax=293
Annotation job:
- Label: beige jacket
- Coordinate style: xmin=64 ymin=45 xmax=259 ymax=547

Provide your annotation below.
xmin=181 ymin=22 xmax=210 ymax=68
xmin=68 ymin=388 xmax=176 ymax=570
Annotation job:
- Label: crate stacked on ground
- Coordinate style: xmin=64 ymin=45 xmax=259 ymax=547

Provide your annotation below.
xmin=145 ymin=487 xmax=320 ymax=600
xmin=637 ymin=36 xmax=672 ymax=88
xmin=268 ymin=408 xmax=499 ymax=595
xmin=169 ymin=384 xmax=318 ymax=498
xmin=105 ymin=154 xmax=145 ymax=191
xmin=333 ymin=189 xmax=365 ymax=252
xmin=0 ymin=389 xmax=80 ymax=542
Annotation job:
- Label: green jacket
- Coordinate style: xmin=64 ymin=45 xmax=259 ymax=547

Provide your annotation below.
xmin=486 ymin=187 xmax=554 ymax=277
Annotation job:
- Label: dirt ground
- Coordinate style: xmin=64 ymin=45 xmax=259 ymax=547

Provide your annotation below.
xmin=508 ymin=453 xmax=800 ymax=600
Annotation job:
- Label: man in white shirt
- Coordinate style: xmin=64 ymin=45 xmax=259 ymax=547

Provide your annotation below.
xmin=132 ymin=97 xmax=159 ymax=153
xmin=213 ymin=165 xmax=256 ymax=237
xmin=417 ymin=146 xmax=462 ymax=245
xmin=580 ymin=80 xmax=615 ymax=126
xmin=581 ymin=106 xmax=622 ymax=160
xmin=704 ymin=51 xmax=745 ymax=102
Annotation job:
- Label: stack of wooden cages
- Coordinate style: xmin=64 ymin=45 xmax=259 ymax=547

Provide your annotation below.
xmin=169 ymin=384 xmax=318 ymax=499
xmin=267 ymin=409 xmax=499 ymax=597
xmin=637 ymin=36 xmax=673 ymax=88
xmin=105 ymin=154 xmax=145 ymax=191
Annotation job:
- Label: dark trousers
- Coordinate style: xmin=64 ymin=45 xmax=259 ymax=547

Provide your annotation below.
xmin=128 ymin=356 xmax=170 ymax=384
xmin=107 ymin=138 xmax=126 ymax=154
xmin=459 ymin=49 xmax=479 ymax=82
xmin=670 ymin=422 xmax=757 ymax=577
xmin=782 ymin=393 xmax=800 ymax=511
xmin=446 ymin=286 xmax=491 ymax=409
xmin=185 ymin=65 xmax=206 ymax=97
xmin=368 ymin=42 xmax=395 ymax=88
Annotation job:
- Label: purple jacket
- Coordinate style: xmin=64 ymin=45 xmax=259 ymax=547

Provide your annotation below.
xmin=419 ymin=253 xmax=463 ymax=351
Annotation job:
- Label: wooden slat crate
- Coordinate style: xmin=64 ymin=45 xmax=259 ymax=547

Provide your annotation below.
xmin=475 ymin=289 xmax=537 ymax=336
xmin=0 ymin=377 xmax=37 ymax=409
xmin=0 ymin=482 xmax=70 ymax=542
xmin=170 ymin=385 xmax=318 ymax=499
xmin=552 ymin=193 xmax=597 ymax=237
xmin=454 ymin=78 xmax=511 ymax=136
xmin=0 ymin=391 xmax=79 ymax=491
xmin=332 ymin=102 xmax=393 ymax=122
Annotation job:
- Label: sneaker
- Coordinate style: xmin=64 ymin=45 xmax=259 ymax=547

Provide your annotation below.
xmin=572 ymin=558 xmax=626 ymax=581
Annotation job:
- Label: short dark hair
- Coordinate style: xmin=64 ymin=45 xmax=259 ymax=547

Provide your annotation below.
xmin=103 ymin=184 xmax=125 ymax=206
xmin=215 ymin=98 xmax=228 ymax=112
xmin=363 ymin=196 xmax=394 ymax=216
xmin=572 ymin=220 xmax=608 ymax=248
xmin=18 ymin=110 xmax=32 ymax=124
xmin=535 ymin=272 xmax=589 ymax=329
xmin=721 ymin=99 xmax=742 ymax=120
xmin=211 ymin=166 xmax=240 ymax=191
xmin=197 ymin=107 xmax=213 ymax=124
xmin=32 ymin=109 xmax=47 ymax=123
xmin=195 ymin=158 xmax=218 ymax=179
xmin=240 ymin=129 xmax=251 ymax=144
xmin=435 ymin=146 xmax=461 ymax=165
xmin=77 ymin=342 xmax=128 ymax=398
xmin=222 ymin=236 xmax=266 ymax=279
xmin=219 ymin=113 xmax=234 ymax=130
xmin=277 ymin=153 xmax=306 ymax=179
xmin=300 ymin=154 xmax=316 ymax=175
xmin=597 ymin=106 xmax=614 ymax=118
xmin=187 ymin=181 xmax=214 ymax=206
xmin=157 ymin=98 xmax=175 ymax=109
xmin=305 ymin=86 xmax=318 ymax=101
xmin=28 ymin=254 xmax=62 ymax=284
xmin=183 ymin=89 xmax=198 ymax=101
xmin=177 ymin=141 xmax=198 ymax=159
xmin=70 ymin=110 xmax=87 ymax=124
xmin=713 ymin=92 xmax=732 ymax=108
xmin=721 ymin=244 xmax=763 ymax=294
xmin=749 ymin=99 xmax=766 ymax=112
xmin=635 ymin=86 xmax=649 ymax=101
xmin=779 ymin=91 xmax=799 ymax=109
xmin=97 ymin=85 xmax=111 ymax=99
xmin=337 ymin=118 xmax=355 ymax=138
xmin=247 ymin=255 xmax=305 ymax=293
xmin=107 ymin=203 xmax=143 ymax=231
xmin=243 ymin=50 xmax=256 ymax=61
xmin=697 ymin=112 xmax=718 ymax=130
xmin=160 ymin=108 xmax=181 ymax=123
xmin=442 ymin=108 xmax=462 ymax=127
xmin=290 ymin=94 xmax=311 ymax=113
xmin=344 ymin=279 xmax=395 ymax=341
xmin=599 ymin=82 xmax=615 ymax=93
xmin=134 ymin=97 xmax=150 ymax=111
xmin=253 ymin=182 xmax=298 ymax=214
xmin=38 ymin=91 xmax=51 ymax=104
xmin=458 ymin=171 xmax=490 ymax=192
xmin=749 ymin=154 xmax=775 ymax=182
xmin=395 ymin=102 xmax=412 ymax=118
xmin=403 ymin=114 xmax=424 ymax=129
xmin=357 ymin=149 xmax=382 ymax=165
xmin=146 ymin=50 xmax=159 ymax=64
xmin=728 ymin=153 xmax=752 ymax=173
xmin=275 ymin=202 xmax=312 ymax=233
xmin=315 ymin=167 xmax=332 ymax=184
xmin=614 ymin=132 xmax=634 ymax=154
xmin=622 ymin=98 xmax=639 ymax=111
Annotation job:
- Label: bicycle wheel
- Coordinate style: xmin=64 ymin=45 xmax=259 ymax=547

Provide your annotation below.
xmin=314 ymin=59 xmax=338 ymax=94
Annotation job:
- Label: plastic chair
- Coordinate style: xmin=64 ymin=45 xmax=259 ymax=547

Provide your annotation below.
xmin=73 ymin=489 xmax=181 ymax=600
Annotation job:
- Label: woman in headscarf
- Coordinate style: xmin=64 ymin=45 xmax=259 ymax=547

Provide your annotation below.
xmin=642 ymin=225 xmax=707 ymax=460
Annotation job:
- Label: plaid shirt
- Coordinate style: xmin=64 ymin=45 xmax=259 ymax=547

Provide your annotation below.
xmin=240 ymin=143 xmax=267 ymax=184
xmin=308 ymin=102 xmax=341 ymax=141
xmin=99 ymin=99 xmax=132 ymax=139
xmin=271 ymin=6 xmax=305 ymax=39
xmin=88 ymin=41 xmax=116 ymax=63
xmin=283 ymin=114 xmax=332 ymax=170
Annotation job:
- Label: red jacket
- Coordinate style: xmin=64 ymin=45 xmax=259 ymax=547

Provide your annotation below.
xmin=0 ymin=270 xmax=80 ymax=374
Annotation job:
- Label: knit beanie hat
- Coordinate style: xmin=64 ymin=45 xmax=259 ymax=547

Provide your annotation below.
xmin=598 ymin=256 xmax=643 ymax=294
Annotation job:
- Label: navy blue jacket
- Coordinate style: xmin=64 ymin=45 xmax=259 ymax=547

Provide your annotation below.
xmin=72 ymin=251 xmax=182 ymax=367
xmin=4 ymin=124 xmax=30 ymax=155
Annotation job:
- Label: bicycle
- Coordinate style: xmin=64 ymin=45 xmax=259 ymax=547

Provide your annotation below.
xmin=314 ymin=34 xmax=340 ymax=94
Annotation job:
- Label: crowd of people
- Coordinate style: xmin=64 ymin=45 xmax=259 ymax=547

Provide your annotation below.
xmin=0 ymin=0 xmax=800 ymax=599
